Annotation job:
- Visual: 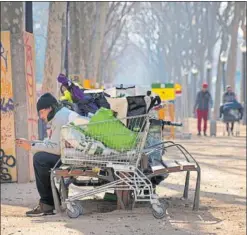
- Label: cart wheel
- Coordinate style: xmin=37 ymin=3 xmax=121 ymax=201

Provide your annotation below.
xmin=74 ymin=201 xmax=83 ymax=215
xmin=152 ymin=203 xmax=167 ymax=219
xmin=66 ymin=204 xmax=81 ymax=218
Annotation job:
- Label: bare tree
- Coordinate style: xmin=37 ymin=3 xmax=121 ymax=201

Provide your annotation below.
xmin=69 ymin=2 xmax=81 ymax=75
xmin=226 ymin=2 xmax=244 ymax=90
xmin=213 ymin=2 xmax=233 ymax=118
xmin=67 ymin=2 xmax=134 ymax=85
xmin=100 ymin=2 xmax=136 ymax=83
xmin=93 ymin=2 xmax=107 ymax=85
xmin=42 ymin=2 xmax=66 ymax=96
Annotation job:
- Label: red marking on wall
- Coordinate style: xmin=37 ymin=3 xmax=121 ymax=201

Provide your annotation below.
xmin=24 ymin=32 xmax=38 ymax=181
xmin=24 ymin=32 xmax=38 ymax=141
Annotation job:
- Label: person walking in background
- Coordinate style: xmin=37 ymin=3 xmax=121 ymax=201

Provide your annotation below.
xmin=193 ymin=83 xmax=213 ymax=136
xmin=222 ymin=85 xmax=236 ymax=103
xmin=221 ymin=85 xmax=239 ymax=136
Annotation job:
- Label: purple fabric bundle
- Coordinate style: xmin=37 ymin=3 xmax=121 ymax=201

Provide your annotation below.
xmin=57 ymin=73 xmax=84 ymax=101
xmin=57 ymin=73 xmax=69 ymax=85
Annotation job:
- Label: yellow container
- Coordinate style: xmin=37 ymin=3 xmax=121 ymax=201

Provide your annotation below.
xmin=83 ymin=79 xmax=91 ymax=89
xmin=158 ymin=108 xmax=165 ymax=120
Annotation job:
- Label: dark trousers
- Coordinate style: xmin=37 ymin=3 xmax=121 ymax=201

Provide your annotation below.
xmin=226 ymin=122 xmax=234 ymax=132
xmin=33 ymin=152 xmax=61 ymax=206
xmin=197 ymin=109 xmax=208 ymax=133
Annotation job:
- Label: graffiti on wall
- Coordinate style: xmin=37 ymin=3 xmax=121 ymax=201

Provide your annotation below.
xmin=0 ymin=149 xmax=16 ymax=182
xmin=0 ymin=97 xmax=14 ymax=112
xmin=0 ymin=42 xmax=8 ymax=70
xmin=24 ymin=32 xmax=38 ymax=181
xmin=0 ymin=31 xmax=17 ymax=182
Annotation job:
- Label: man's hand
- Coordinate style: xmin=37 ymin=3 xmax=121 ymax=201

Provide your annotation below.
xmin=16 ymin=138 xmax=31 ymax=151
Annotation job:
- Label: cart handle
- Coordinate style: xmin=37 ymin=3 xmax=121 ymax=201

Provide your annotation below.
xmin=162 ymin=120 xmax=183 ymax=127
xmin=150 ymin=119 xmax=183 ymax=127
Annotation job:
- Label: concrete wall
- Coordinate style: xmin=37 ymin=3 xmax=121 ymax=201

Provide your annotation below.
xmin=1 ymin=2 xmax=38 ymax=182
xmin=0 ymin=31 xmax=17 ymax=182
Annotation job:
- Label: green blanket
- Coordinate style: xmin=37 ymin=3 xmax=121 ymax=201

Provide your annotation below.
xmin=84 ymin=108 xmax=137 ymax=152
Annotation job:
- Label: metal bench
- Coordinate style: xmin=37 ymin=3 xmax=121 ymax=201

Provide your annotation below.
xmin=50 ymin=141 xmax=201 ymax=214
xmin=147 ymin=141 xmax=201 ymax=210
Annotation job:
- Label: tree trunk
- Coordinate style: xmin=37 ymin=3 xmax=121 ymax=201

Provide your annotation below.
xmin=60 ymin=13 xmax=66 ymax=75
xmin=198 ymin=60 xmax=204 ymax=90
xmin=214 ymin=33 xmax=228 ymax=119
xmin=69 ymin=2 xmax=81 ymax=75
xmin=42 ymin=2 xmax=66 ymax=97
xmin=93 ymin=2 xmax=107 ymax=85
xmin=226 ymin=3 xmax=241 ymax=91
xmin=79 ymin=3 xmax=96 ymax=80
xmin=214 ymin=52 xmax=223 ymax=120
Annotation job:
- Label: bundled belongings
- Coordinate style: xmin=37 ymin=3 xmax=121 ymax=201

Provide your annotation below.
xmin=62 ymin=108 xmax=138 ymax=153
xmin=57 ymin=74 xmax=110 ymax=116
xmin=60 ymin=107 xmax=170 ymax=188
xmin=106 ymin=94 xmax=161 ymax=127
xmin=58 ymin=74 xmax=84 ymax=102
xmin=61 ymin=125 xmax=119 ymax=156
xmin=220 ymin=100 xmax=244 ymax=122
xmin=105 ymin=94 xmax=161 ymax=132
xmin=79 ymin=108 xmax=138 ymax=152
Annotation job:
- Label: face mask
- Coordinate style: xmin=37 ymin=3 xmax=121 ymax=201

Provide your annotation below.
xmin=47 ymin=103 xmax=62 ymax=122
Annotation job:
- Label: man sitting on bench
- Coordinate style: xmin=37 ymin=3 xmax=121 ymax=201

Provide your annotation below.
xmin=16 ymin=93 xmax=85 ymax=217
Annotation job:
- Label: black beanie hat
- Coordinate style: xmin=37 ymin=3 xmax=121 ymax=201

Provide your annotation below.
xmin=37 ymin=93 xmax=58 ymax=112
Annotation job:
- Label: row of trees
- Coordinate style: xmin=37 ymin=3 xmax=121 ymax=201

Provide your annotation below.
xmin=42 ymin=2 xmax=135 ymax=94
xmin=131 ymin=2 xmax=245 ymax=86
xmin=41 ymin=2 xmax=246 ymax=111
xmin=128 ymin=2 xmax=246 ymax=116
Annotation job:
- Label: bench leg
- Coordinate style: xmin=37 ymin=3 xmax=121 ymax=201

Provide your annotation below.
xmin=60 ymin=176 xmax=69 ymax=210
xmin=183 ymin=171 xmax=190 ymax=199
xmin=193 ymin=169 xmax=201 ymax=211
xmin=50 ymin=171 xmax=62 ymax=214
xmin=116 ymin=190 xmax=126 ymax=210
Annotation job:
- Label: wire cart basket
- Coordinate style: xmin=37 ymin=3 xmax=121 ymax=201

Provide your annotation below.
xmin=51 ymin=114 xmax=169 ymax=219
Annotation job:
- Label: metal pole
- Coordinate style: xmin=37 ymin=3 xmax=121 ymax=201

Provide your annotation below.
xmin=196 ymin=73 xmax=200 ymax=93
xmin=64 ymin=2 xmax=70 ymax=77
xmin=188 ymin=78 xmax=192 ymax=117
xmin=25 ymin=2 xmax=33 ymax=33
xmin=222 ymin=61 xmax=226 ymax=93
xmin=183 ymin=72 xmax=190 ymax=133
xmin=207 ymin=68 xmax=212 ymax=94
xmin=242 ymin=51 xmax=246 ymax=125
xmin=207 ymin=67 xmax=212 ymax=119
xmin=190 ymin=74 xmax=196 ymax=116
xmin=193 ymin=73 xmax=197 ymax=103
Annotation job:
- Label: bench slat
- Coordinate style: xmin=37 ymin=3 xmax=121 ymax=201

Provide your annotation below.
xmin=175 ymin=160 xmax=197 ymax=170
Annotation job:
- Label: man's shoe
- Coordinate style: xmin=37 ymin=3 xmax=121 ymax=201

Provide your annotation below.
xmin=197 ymin=132 xmax=201 ymax=136
xmin=26 ymin=202 xmax=54 ymax=217
xmin=204 ymin=132 xmax=207 ymax=136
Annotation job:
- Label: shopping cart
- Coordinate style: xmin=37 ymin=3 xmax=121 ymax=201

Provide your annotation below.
xmin=220 ymin=104 xmax=243 ymax=136
xmin=50 ymin=114 xmax=162 ymax=218
xmin=50 ymin=114 xmax=188 ymax=219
